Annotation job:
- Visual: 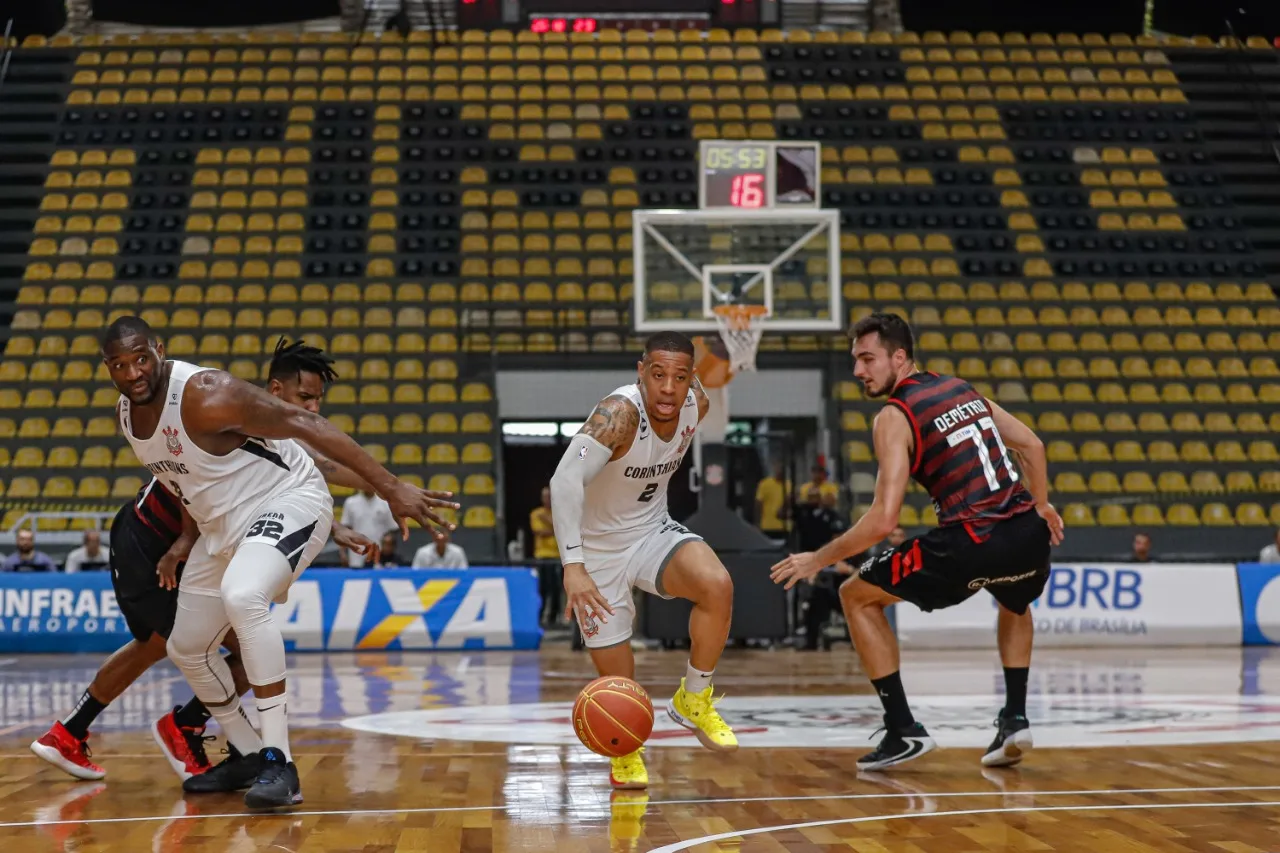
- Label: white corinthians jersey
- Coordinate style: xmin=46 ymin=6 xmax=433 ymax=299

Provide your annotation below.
xmin=118 ymin=360 xmax=328 ymax=557
xmin=582 ymin=383 xmax=699 ymax=551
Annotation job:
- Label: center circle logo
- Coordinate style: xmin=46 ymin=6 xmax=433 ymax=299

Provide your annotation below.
xmin=343 ymin=694 xmax=1280 ymax=749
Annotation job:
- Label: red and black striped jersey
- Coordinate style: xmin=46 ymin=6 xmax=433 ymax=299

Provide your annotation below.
xmin=132 ymin=478 xmax=184 ymax=543
xmin=887 ymin=372 xmax=1034 ymax=541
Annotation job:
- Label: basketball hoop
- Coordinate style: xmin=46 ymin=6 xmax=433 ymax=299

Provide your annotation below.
xmin=712 ymin=304 xmax=769 ymax=373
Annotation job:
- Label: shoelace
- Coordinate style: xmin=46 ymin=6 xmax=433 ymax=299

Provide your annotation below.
xmin=183 ymin=731 xmax=216 ymax=765
xmin=615 ymin=747 xmax=645 ymax=770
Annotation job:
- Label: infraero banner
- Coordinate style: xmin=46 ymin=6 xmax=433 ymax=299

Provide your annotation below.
xmin=0 ymin=568 xmax=543 ymax=653
xmin=895 ymin=563 xmax=1242 ymax=649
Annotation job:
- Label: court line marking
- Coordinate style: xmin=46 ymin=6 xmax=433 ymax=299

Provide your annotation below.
xmin=644 ymin=799 xmax=1280 ymax=853
xmin=5 ymin=784 xmax=1280 ymax=829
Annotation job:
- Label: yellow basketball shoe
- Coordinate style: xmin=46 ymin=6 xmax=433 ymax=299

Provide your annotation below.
xmin=610 ymin=747 xmax=648 ymax=790
xmin=667 ymin=678 xmax=738 ymax=751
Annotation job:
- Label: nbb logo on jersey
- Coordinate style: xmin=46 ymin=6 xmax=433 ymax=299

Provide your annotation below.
xmin=270 ymin=568 xmax=542 ymax=651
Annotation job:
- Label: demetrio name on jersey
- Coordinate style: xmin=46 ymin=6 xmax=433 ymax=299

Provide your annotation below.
xmin=931 ymin=398 xmax=990 ymax=433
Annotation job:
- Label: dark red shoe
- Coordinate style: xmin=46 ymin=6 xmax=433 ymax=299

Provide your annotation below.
xmin=30 ymin=722 xmax=105 ymax=780
xmin=152 ymin=708 xmax=213 ymax=780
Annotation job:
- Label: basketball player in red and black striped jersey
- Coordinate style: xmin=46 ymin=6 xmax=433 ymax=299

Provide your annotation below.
xmin=772 ymin=313 xmax=1065 ymax=771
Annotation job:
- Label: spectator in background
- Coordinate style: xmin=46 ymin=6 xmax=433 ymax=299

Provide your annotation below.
xmin=754 ymin=460 xmax=791 ymax=543
xmin=1260 ymin=529 xmax=1280 ymax=564
xmin=882 ymin=526 xmax=907 ymax=554
xmin=63 ymin=530 xmax=109 ymax=573
xmin=2 ymin=529 xmax=58 ymax=573
xmin=340 ymin=488 xmax=398 ymax=568
xmin=1131 ymin=531 xmax=1153 ymax=563
xmin=795 ymin=491 xmax=855 ymax=650
xmin=412 ymin=529 xmax=469 ymax=570
xmin=376 ymin=532 xmax=405 ymax=568
xmin=529 ymin=486 xmax=562 ymax=627
xmin=798 ymin=460 xmax=840 ymax=507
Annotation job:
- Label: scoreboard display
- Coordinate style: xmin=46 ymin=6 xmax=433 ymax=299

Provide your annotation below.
xmin=699 ymin=141 xmax=821 ymax=211
xmin=457 ymin=0 xmax=781 ymax=32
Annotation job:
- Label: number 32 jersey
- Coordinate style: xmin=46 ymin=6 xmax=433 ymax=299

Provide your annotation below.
xmin=887 ymin=372 xmax=1034 ymax=542
xmin=581 ymin=383 xmax=699 ymax=552
xmin=117 ymin=360 xmax=329 ymax=557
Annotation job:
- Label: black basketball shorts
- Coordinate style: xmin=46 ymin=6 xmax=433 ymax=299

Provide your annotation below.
xmin=109 ymin=505 xmax=181 ymax=644
xmin=858 ymin=509 xmax=1051 ymax=615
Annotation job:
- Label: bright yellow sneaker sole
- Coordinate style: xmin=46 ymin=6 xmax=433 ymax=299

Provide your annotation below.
xmin=666 ymin=697 xmax=739 ymax=752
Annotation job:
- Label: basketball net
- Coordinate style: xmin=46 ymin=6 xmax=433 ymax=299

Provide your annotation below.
xmin=712 ymin=304 xmax=769 ymax=374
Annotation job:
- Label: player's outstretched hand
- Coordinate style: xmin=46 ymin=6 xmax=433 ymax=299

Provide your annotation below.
xmin=770 ymin=551 xmax=822 ymax=590
xmin=155 ymin=546 xmax=185 ymax=591
xmin=385 ymin=482 xmax=461 ymax=538
xmin=333 ymin=523 xmax=380 ymax=566
xmin=562 ymin=562 xmax=614 ymax=626
xmin=1037 ymin=502 xmax=1065 ymax=546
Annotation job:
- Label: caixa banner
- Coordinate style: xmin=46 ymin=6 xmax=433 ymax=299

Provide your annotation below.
xmin=896 ymin=563 xmax=1242 ymax=649
xmin=0 ymin=568 xmax=543 ymax=653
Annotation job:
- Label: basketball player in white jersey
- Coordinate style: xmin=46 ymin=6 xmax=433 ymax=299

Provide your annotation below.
xmin=102 ymin=316 xmax=453 ymax=810
xmin=550 ymin=331 xmax=737 ymax=790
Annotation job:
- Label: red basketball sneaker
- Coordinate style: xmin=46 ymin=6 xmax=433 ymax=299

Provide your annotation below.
xmin=152 ymin=708 xmax=213 ymax=780
xmin=30 ymin=722 xmax=106 ymax=780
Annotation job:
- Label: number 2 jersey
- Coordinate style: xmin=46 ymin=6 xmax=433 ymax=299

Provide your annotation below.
xmin=117 ymin=360 xmax=329 ymax=558
xmin=886 ymin=371 xmax=1035 ymax=542
xmin=581 ymin=383 xmax=700 ymax=552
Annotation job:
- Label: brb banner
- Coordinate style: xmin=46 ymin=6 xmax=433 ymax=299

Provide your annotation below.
xmin=0 ymin=568 xmax=543 ymax=653
xmin=896 ymin=563 xmax=1242 ymax=649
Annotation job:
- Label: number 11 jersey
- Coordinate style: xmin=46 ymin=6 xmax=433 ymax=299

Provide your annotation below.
xmin=117 ymin=360 xmax=327 ymax=558
xmin=887 ymin=371 xmax=1035 ymax=542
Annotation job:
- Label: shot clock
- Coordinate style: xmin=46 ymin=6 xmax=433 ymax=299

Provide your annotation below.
xmin=698 ymin=141 xmax=821 ymax=211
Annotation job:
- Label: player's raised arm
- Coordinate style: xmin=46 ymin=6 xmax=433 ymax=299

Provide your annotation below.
xmin=549 ymin=395 xmax=639 ymax=622
xmin=985 ymin=400 xmax=1064 ymax=545
xmin=182 ymin=371 xmax=453 ymax=534
xmin=771 ymin=406 xmax=912 ymax=589
xmin=691 ymin=375 xmax=712 ymax=423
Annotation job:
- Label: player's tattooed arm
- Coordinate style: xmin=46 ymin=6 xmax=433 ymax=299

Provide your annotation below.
xmin=297 ymin=440 xmax=374 ymax=491
xmin=691 ymin=376 xmax=711 ymax=422
xmin=579 ymin=394 xmax=640 ymax=461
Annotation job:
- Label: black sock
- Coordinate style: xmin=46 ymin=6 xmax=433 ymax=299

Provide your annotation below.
xmin=173 ymin=697 xmax=213 ymax=730
xmin=62 ymin=689 xmax=108 ymax=740
xmin=1003 ymin=667 xmax=1029 ymax=718
xmin=870 ymin=671 xmax=916 ymax=730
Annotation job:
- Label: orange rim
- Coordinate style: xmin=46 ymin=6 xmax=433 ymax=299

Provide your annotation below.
xmin=712 ymin=304 xmax=769 ymax=331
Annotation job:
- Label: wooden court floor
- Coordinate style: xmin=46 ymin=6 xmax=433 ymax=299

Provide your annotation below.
xmin=3 ymin=645 xmax=1280 ymax=851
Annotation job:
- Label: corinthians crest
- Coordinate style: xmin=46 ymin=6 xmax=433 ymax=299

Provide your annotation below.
xmin=162 ymin=425 xmax=183 ymax=457
xmin=675 ymin=425 xmax=696 ymax=457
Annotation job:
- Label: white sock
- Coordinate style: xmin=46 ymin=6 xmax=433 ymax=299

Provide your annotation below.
xmin=257 ymin=693 xmax=292 ymax=762
xmin=685 ymin=662 xmax=714 ymax=694
xmin=209 ymin=696 xmax=262 ymax=756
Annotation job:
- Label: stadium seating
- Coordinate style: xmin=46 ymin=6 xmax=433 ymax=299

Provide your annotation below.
xmin=1 ymin=28 xmax=1278 ymax=549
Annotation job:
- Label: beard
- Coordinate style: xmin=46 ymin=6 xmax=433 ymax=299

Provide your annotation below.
xmin=862 ymin=379 xmax=892 ymax=398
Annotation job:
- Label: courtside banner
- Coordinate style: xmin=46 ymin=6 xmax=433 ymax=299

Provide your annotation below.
xmin=1235 ymin=563 xmax=1280 ymax=646
xmin=896 ymin=563 xmax=1241 ymax=649
xmin=0 ymin=568 xmax=543 ymax=653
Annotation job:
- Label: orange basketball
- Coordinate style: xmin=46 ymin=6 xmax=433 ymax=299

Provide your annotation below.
xmin=572 ymin=676 xmax=655 ymax=758
xmin=693 ymin=334 xmax=734 ymax=389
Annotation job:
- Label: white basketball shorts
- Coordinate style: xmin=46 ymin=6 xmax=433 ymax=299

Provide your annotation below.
xmin=576 ymin=517 xmax=702 ymax=649
xmin=180 ymin=487 xmax=334 ymax=600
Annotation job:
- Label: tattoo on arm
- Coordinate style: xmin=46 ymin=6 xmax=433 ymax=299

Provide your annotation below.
xmin=691 ymin=376 xmax=711 ymax=421
xmin=579 ymin=395 xmax=640 ymax=452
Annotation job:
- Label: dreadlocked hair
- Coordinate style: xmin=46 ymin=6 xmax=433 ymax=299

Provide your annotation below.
xmin=268 ymin=336 xmax=339 ymax=385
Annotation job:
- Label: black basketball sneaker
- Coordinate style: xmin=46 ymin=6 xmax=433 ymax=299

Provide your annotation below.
xmin=182 ymin=743 xmax=262 ymax=793
xmin=981 ymin=711 xmax=1033 ymax=767
xmin=855 ymin=716 xmax=936 ymax=771
xmin=244 ymin=747 xmax=303 ymax=809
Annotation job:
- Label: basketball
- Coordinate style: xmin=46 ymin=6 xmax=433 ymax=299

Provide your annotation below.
xmin=693 ymin=334 xmax=734 ymax=389
xmin=572 ymin=676 xmax=655 ymax=757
